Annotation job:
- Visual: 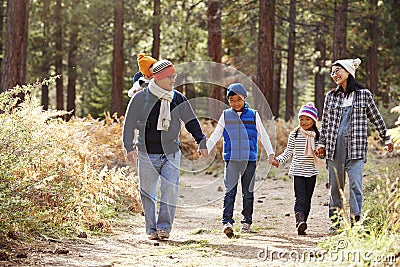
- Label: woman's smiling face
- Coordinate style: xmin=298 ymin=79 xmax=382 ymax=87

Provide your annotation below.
xmin=331 ymin=66 xmax=349 ymax=87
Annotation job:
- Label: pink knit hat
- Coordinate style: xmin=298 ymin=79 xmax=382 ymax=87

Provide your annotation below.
xmin=298 ymin=102 xmax=318 ymax=123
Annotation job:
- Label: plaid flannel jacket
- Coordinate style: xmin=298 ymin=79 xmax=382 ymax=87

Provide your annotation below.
xmin=319 ymin=88 xmax=388 ymax=161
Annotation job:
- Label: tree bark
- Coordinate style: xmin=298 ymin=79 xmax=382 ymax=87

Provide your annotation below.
xmin=208 ymin=0 xmax=223 ymax=102
xmin=332 ymin=0 xmax=347 ymax=61
xmin=152 ymin=0 xmax=161 ymax=59
xmin=368 ymin=0 xmax=378 ymax=96
xmin=315 ymin=26 xmax=326 ymax=120
xmin=41 ymin=0 xmax=51 ymax=110
xmin=272 ymin=50 xmax=281 ymax=118
xmin=285 ymin=0 xmax=296 ymax=121
xmin=111 ymin=0 xmax=124 ymax=117
xmin=1 ymin=0 xmax=29 ymax=92
xmin=67 ymin=0 xmax=80 ymax=119
xmin=0 ymin=0 xmax=5 ymax=81
xmin=257 ymin=0 xmax=275 ymax=111
xmin=55 ymin=0 xmax=63 ymax=110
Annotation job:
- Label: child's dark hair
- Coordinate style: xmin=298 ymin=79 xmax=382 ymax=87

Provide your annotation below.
xmin=294 ymin=124 xmax=320 ymax=141
xmin=227 ymin=91 xmax=237 ymax=97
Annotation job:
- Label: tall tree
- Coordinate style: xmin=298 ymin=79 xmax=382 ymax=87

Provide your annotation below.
xmin=272 ymin=51 xmax=281 ymax=118
xmin=332 ymin=0 xmax=347 ymax=61
xmin=111 ymin=0 xmax=124 ymax=116
xmin=0 ymin=0 xmax=6 ymax=80
xmin=257 ymin=0 xmax=275 ymax=112
xmin=152 ymin=0 xmax=161 ymax=59
xmin=40 ymin=0 xmax=51 ymax=110
xmin=67 ymin=0 xmax=80 ymax=118
xmin=55 ymin=0 xmax=63 ymax=110
xmin=285 ymin=0 xmax=296 ymax=121
xmin=1 ymin=0 xmax=29 ymax=92
xmin=208 ymin=0 xmax=222 ymax=101
xmin=368 ymin=0 xmax=378 ymax=95
xmin=315 ymin=25 xmax=327 ymax=119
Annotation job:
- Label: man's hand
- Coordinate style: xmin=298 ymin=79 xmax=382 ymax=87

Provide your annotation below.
xmin=198 ymin=148 xmax=208 ymax=158
xmin=126 ymin=150 xmax=138 ymax=163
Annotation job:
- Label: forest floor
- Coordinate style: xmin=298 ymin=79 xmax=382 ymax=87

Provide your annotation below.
xmin=1 ymin=162 xmax=345 ymax=267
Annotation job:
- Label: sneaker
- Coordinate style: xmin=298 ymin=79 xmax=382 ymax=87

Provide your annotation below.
xmin=241 ymin=223 xmax=251 ymax=233
xmin=148 ymin=232 xmax=158 ymax=240
xmin=297 ymin=221 xmax=307 ymax=235
xmin=329 ymin=223 xmax=341 ymax=235
xmin=157 ymin=230 xmax=169 ymax=240
xmin=223 ymin=222 xmax=234 ymax=238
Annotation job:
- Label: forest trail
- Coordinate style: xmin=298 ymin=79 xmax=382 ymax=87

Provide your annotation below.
xmin=3 ymin=166 xmax=334 ymax=267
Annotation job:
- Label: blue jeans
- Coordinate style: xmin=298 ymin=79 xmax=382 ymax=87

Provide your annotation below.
xmin=137 ymin=150 xmax=181 ymax=234
xmin=328 ymin=157 xmax=365 ymax=219
xmin=222 ymin=161 xmax=256 ymax=225
xmin=293 ymin=175 xmax=316 ymax=221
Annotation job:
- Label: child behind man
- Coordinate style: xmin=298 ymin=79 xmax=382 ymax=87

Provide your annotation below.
xmin=272 ymin=102 xmax=325 ymax=235
xmin=207 ymin=83 xmax=275 ymax=238
xmin=128 ymin=53 xmax=157 ymax=97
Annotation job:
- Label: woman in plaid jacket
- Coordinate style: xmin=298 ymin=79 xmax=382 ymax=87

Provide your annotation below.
xmin=316 ymin=58 xmax=394 ymax=233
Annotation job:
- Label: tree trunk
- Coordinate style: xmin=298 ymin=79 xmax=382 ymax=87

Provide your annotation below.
xmin=0 ymin=0 xmax=6 ymax=81
xmin=208 ymin=0 xmax=222 ymax=102
xmin=285 ymin=0 xmax=296 ymax=121
xmin=368 ymin=0 xmax=378 ymax=96
xmin=67 ymin=0 xmax=80 ymax=119
xmin=41 ymin=0 xmax=51 ymax=110
xmin=332 ymin=0 xmax=347 ymax=61
xmin=55 ymin=0 xmax=63 ymax=110
xmin=272 ymin=50 xmax=281 ymax=118
xmin=257 ymin=0 xmax=275 ymax=112
xmin=1 ymin=0 xmax=29 ymax=92
xmin=152 ymin=0 xmax=161 ymax=59
xmin=314 ymin=26 xmax=326 ymax=120
xmin=111 ymin=0 xmax=124 ymax=117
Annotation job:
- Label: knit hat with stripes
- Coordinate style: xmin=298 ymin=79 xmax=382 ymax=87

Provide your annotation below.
xmin=152 ymin=60 xmax=176 ymax=81
xmin=298 ymin=102 xmax=318 ymax=123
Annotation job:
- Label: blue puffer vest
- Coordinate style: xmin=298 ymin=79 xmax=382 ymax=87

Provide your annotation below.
xmin=223 ymin=103 xmax=258 ymax=161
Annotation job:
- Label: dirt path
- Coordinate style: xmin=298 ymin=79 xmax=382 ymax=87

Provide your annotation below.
xmin=3 ymin=165 xmax=333 ymax=267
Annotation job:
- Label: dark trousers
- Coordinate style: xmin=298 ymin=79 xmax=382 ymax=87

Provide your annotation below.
xmin=222 ymin=161 xmax=256 ymax=225
xmin=293 ymin=175 xmax=316 ymax=221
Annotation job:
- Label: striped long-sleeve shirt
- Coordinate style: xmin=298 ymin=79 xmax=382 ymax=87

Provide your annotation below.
xmin=276 ymin=129 xmax=319 ymax=177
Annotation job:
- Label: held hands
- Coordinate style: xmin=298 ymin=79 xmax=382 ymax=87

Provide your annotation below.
xmin=268 ymin=154 xmax=279 ymax=168
xmin=315 ymin=146 xmax=326 ymax=159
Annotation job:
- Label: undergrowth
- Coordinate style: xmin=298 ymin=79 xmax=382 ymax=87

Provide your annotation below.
xmin=0 ymin=79 xmax=141 ymax=238
xmin=319 ymin=156 xmax=399 ymax=266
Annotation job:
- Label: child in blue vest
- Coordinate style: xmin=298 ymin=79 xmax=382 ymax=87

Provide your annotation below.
xmin=207 ymin=83 xmax=275 ymax=237
xmin=271 ymin=103 xmax=325 ymax=235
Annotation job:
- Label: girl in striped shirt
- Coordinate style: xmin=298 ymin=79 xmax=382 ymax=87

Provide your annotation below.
xmin=271 ymin=103 xmax=325 ymax=235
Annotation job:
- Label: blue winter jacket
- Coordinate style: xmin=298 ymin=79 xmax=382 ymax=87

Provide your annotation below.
xmin=222 ymin=103 xmax=258 ymax=161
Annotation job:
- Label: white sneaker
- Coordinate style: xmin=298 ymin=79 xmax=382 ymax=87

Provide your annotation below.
xmin=241 ymin=223 xmax=251 ymax=233
xmin=223 ymin=222 xmax=234 ymax=238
